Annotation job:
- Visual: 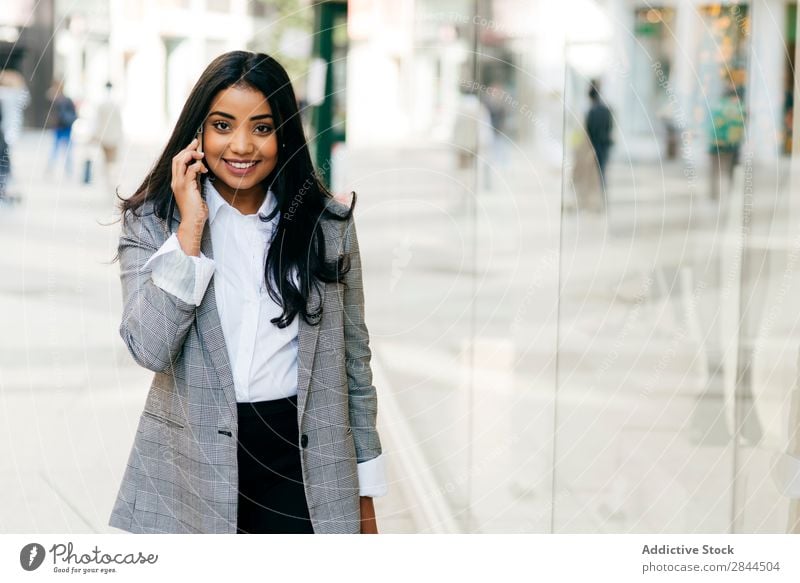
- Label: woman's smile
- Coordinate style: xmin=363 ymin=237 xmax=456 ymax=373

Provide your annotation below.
xmin=223 ymin=158 xmax=261 ymax=175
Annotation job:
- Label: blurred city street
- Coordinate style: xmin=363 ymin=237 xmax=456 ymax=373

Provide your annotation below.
xmin=2 ymin=0 xmax=800 ymax=536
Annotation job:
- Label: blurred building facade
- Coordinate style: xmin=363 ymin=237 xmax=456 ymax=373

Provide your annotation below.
xmin=54 ymin=0 xmax=273 ymax=140
xmin=603 ymin=0 xmax=795 ymax=165
xmin=349 ymin=0 xmax=796 ymax=164
xmin=1 ymin=0 xmax=276 ymax=138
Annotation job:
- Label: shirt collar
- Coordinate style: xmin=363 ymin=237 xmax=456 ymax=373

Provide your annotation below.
xmin=203 ymin=178 xmax=278 ymax=228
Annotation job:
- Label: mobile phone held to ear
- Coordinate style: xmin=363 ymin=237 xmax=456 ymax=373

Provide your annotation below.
xmin=195 ymin=125 xmax=206 ymax=199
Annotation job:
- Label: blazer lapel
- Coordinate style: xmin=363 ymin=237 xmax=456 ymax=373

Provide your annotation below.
xmin=196 ymin=224 xmax=239 ymax=414
xmin=296 ymin=285 xmax=322 ymax=422
xmin=170 ymin=204 xmax=238 ymax=414
xmin=297 ymin=224 xmax=341 ymax=421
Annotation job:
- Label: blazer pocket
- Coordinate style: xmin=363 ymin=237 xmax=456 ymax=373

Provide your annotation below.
xmin=142 ymin=409 xmax=185 ymax=430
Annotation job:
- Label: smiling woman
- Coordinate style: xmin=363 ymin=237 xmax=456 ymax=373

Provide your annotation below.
xmin=110 ymin=51 xmax=387 ymax=535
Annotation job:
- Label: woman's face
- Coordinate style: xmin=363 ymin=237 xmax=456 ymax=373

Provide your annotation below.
xmin=202 ymin=84 xmax=279 ymax=200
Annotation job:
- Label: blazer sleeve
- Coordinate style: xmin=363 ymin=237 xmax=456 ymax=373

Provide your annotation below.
xmin=342 ymin=213 xmax=383 ymax=464
xmin=117 ymin=210 xmax=198 ymax=373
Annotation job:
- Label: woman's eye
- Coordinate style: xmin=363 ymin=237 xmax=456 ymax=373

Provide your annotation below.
xmin=210 ymin=121 xmax=273 ymax=134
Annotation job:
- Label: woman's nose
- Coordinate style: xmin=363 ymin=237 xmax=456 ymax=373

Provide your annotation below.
xmin=228 ymin=129 xmax=254 ymax=154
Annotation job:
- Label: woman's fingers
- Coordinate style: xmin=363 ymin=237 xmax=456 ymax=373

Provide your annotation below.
xmin=172 ymin=138 xmax=197 ymax=162
xmin=172 ymin=139 xmax=202 ymax=172
xmin=174 ymin=152 xmax=204 ymax=178
xmin=187 ymin=160 xmax=207 ymax=179
xmin=172 ymin=159 xmax=205 ymax=194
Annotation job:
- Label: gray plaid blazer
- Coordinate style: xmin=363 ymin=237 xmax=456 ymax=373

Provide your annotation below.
xmin=108 ymin=196 xmax=382 ymax=534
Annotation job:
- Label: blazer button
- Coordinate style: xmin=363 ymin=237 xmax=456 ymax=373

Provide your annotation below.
xmin=300 ymin=434 xmax=309 ymax=448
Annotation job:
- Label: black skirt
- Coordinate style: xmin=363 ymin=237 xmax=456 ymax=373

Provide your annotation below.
xmin=236 ymin=394 xmax=314 ymax=534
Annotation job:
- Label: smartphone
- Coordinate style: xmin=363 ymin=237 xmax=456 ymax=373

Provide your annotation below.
xmin=195 ymin=125 xmax=206 ymax=199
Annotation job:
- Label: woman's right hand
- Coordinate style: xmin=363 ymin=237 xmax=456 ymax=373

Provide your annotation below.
xmin=171 ymin=137 xmax=209 ymax=256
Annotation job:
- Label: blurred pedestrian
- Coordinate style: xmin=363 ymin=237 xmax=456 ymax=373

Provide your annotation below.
xmin=707 ymin=85 xmax=745 ymax=200
xmin=585 ymin=81 xmax=614 ymax=201
xmin=0 ymin=104 xmax=9 ymax=201
xmin=656 ymin=98 xmax=678 ymax=160
xmin=47 ymin=81 xmax=77 ymax=176
xmin=90 ymin=81 xmax=124 ymax=190
xmin=0 ymin=69 xmax=31 ymax=192
xmin=783 ymin=88 xmax=793 ymax=153
xmin=482 ymin=82 xmax=511 ymax=166
xmin=453 ymin=81 xmax=493 ymax=170
xmin=569 ymin=128 xmax=603 ymax=212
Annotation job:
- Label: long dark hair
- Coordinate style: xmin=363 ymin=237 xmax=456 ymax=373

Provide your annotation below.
xmin=118 ymin=50 xmax=354 ymax=328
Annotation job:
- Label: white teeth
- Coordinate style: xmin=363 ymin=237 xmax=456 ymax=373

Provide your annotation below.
xmin=227 ymin=161 xmax=257 ymax=169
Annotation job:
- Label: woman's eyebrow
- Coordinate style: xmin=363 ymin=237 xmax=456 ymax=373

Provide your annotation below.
xmin=208 ymin=111 xmax=274 ymax=121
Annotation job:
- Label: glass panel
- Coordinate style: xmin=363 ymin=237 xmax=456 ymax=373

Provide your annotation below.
xmin=369 ymin=0 xmax=478 ymax=532
xmin=468 ymin=0 xmax=560 ymax=532
xmin=556 ymin=2 xmax=752 ymax=532
xmin=733 ymin=1 xmax=799 ymax=533
xmin=363 ymin=0 xmax=560 ymax=533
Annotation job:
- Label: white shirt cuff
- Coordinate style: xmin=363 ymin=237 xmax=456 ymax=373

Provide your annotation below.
xmin=357 ymin=453 xmax=388 ymax=497
xmin=142 ymin=233 xmax=215 ymax=306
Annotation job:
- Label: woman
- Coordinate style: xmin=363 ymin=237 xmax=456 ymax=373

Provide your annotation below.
xmin=108 ymin=51 xmax=387 ymax=534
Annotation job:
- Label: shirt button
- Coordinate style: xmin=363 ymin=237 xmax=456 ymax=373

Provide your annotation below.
xmin=300 ymin=434 xmax=309 ymax=448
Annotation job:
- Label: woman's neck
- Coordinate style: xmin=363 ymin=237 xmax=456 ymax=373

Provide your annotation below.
xmin=214 ymin=182 xmax=266 ymax=215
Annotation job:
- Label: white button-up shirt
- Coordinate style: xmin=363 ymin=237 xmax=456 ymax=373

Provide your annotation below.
xmin=142 ymin=179 xmax=387 ymax=497
xmin=206 ymin=181 xmax=299 ymax=402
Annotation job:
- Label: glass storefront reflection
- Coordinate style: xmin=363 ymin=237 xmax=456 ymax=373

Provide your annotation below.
xmin=349 ymin=0 xmax=799 ymax=533
xmin=558 ymin=1 xmax=799 ymax=533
